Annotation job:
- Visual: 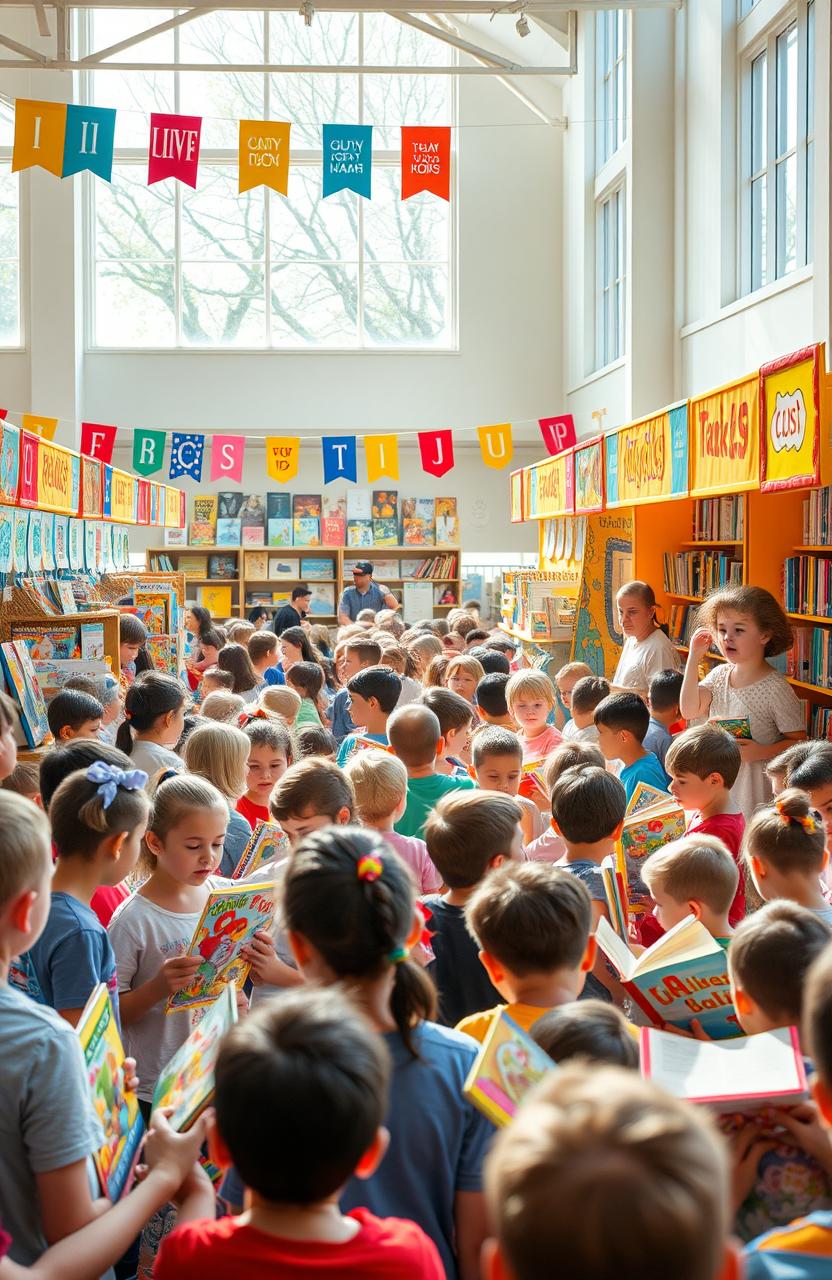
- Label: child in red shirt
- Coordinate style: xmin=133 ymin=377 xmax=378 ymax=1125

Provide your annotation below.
xmin=665 ymin=724 xmax=746 ymax=924
xmin=236 ymin=715 xmax=294 ymax=829
xmin=154 ymin=988 xmax=443 ymax=1280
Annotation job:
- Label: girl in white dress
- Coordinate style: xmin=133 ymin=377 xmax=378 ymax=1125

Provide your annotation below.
xmin=612 ymin=581 xmax=681 ymax=699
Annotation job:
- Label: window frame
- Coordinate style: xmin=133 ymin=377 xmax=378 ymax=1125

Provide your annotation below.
xmin=595 ymin=182 xmax=625 ymax=370
xmin=594 ymin=8 xmax=627 ymax=170
xmin=0 ymin=112 xmax=24 ymax=351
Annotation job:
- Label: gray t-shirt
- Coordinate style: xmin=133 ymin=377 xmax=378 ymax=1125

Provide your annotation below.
xmin=337 ymin=581 xmax=390 ymax=621
xmin=127 ymin=739 xmax=183 ymax=786
xmin=0 ymin=982 xmax=102 ymax=1263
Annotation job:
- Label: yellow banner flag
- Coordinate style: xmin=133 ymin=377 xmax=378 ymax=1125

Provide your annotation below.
xmin=239 ymin=120 xmax=291 ymax=195
xmin=12 ymin=100 xmax=67 ymax=177
xmin=365 ymin=434 xmax=399 ymax=483
xmin=265 ymin=436 xmax=300 ymax=483
xmin=478 ymin=422 xmax=513 ymax=470
xmin=22 ymin=414 xmax=58 ymax=441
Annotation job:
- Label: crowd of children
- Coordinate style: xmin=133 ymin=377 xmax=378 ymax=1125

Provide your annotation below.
xmin=5 ymin=580 xmax=832 ymax=1280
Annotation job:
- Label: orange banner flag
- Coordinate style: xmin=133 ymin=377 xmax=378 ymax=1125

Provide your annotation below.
xmin=478 ymin=423 xmax=513 ymax=470
xmin=22 ymin=414 xmax=58 ymax=441
xmin=239 ymin=120 xmax=291 ymax=195
xmin=400 ymin=126 xmax=451 ymax=201
xmin=12 ymin=100 xmax=67 ymax=177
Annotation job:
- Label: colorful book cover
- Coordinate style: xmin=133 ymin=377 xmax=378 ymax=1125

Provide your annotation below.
xmin=619 ymin=799 xmax=686 ymax=909
xmin=164 ymin=526 xmax=188 ymax=547
xmin=178 ymin=554 xmax=209 ymax=577
xmin=321 ymin=516 xmax=346 ymax=546
xmin=218 ymin=492 xmax=243 ymax=519
xmin=709 ymin=716 xmax=752 ymax=741
xmin=197 ymin=585 xmax=233 ymax=617
xmin=518 ymin=758 xmax=547 ymax=800
xmin=27 ymin=510 xmax=43 ymax=572
xmin=242 ymin=524 xmax=265 ymax=547
xmin=46 ymin=580 xmax=78 ymax=615
xmin=11 ymin=626 xmax=80 ymax=662
xmin=347 ymin=520 xmax=373 ymax=548
xmin=244 ymin=552 xmax=269 ymax=581
xmin=152 ymin=984 xmax=238 ymax=1132
xmin=33 ymin=659 xmax=109 ymax=703
xmin=216 ymin=518 xmax=241 ymax=546
xmin=308 ymin=583 xmax=335 ymax=616
xmin=267 ymin=518 xmax=293 ymax=547
xmin=346 ymin=489 xmax=372 ymax=521
xmin=146 ymin=634 xmax=175 ymax=677
xmin=12 ymin=508 xmax=28 ymax=572
xmin=292 ymin=494 xmax=322 ymax=519
xmin=463 ymin=1009 xmax=555 ymax=1128
xmin=300 ymin=557 xmax=335 ymax=579
xmin=208 ymin=554 xmax=237 ymax=579
xmin=372 ymin=517 xmax=399 ymax=546
xmin=80 ymin=622 xmax=106 ymax=662
xmin=134 ymin=590 xmax=172 ymax=633
xmin=240 ymin=494 xmax=266 ymax=533
xmin=372 ymin=490 xmax=398 ymax=521
xmin=76 ymin=984 xmax=144 ymax=1200
xmin=269 ymin=557 xmax=300 ymax=579
xmin=191 ymin=495 xmax=218 ymax=546
xmin=0 ymin=641 xmax=51 ymax=747
xmin=266 ymin=492 xmax=291 ymax=521
xmin=122 ymin=604 xmax=166 ymax=636
xmin=0 ymin=421 xmax=20 ymax=505
xmin=0 ymin=508 xmax=13 ymax=575
xmin=41 ymin=514 xmax=55 ymax=571
xmin=232 ymin=820 xmax=290 ymax=879
xmin=436 ymin=496 xmax=459 ymax=545
xmin=166 ymin=882 xmax=277 ymax=1013
xmin=402 ymin=498 xmax=436 ymax=546
xmin=293 ymin=518 xmax=321 ymax=547
xmin=601 ymin=853 xmax=629 ymax=939
xmin=625 ymin=781 xmax=670 ymax=816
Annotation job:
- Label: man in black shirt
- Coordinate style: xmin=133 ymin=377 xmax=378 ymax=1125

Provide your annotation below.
xmin=273 ymin=585 xmax=312 ymax=635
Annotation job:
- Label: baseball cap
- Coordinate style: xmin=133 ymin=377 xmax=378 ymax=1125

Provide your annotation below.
xmin=353 ymin=561 xmax=374 ymax=575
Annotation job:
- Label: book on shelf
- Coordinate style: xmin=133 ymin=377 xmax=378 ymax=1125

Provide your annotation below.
xmin=240 ymin=494 xmax=266 ymax=544
xmin=77 ymin=984 xmax=144 ymax=1200
xmin=244 ymin=551 xmax=269 ymax=580
xmin=663 ymin=550 xmax=743 ymax=597
xmin=292 ymin=494 xmax=322 ymax=519
xmin=301 ymin=556 xmax=335 ymax=579
xmin=191 ymin=495 xmax=218 ymax=546
xmin=269 ymin=556 xmax=300 ymax=579
xmin=640 ymin=1025 xmax=807 ymax=1112
xmin=402 ymin=497 xmax=435 ymax=545
xmin=150 ymin=554 xmax=175 ymax=572
xmin=618 ymin=796 xmax=684 ymax=915
xmin=232 ymin=820 xmax=290 ymax=879
xmin=166 ymin=881 xmax=277 ymax=1013
xmin=372 ymin=517 xmax=399 ymax=545
xmin=372 ymin=490 xmax=398 ymax=520
xmin=266 ymin=492 xmax=290 ymax=520
xmin=267 ymin=518 xmax=293 ymax=547
xmin=216 ymin=518 xmax=241 ymax=546
xmin=197 ymin=585 xmax=233 ymax=617
xmin=0 ymin=641 xmax=51 ymax=747
xmin=308 ymin=582 xmax=335 ymax=616
xmin=267 ymin=494 xmax=293 ymax=547
xmin=801 ymin=484 xmax=832 ymax=546
xmin=709 ymin=716 xmax=752 ymax=740
xmin=152 ymin=984 xmax=238 ymax=1132
xmin=33 ymin=658 xmax=109 ymax=702
xmin=208 ymin=554 xmax=237 ymax=579
xmin=436 ymin=585 xmax=457 ymax=605
xmin=218 ymin=492 xmax=243 ymax=519
xmin=322 ymin=494 xmax=346 ymax=546
xmin=80 ymin=622 xmax=106 ymax=661
xmin=692 ymin=496 xmax=744 ymax=543
xmin=346 ymin=489 xmax=372 ymax=521
xmin=164 ymin=526 xmax=189 ymax=547
xmin=787 ymin=625 xmax=832 ymax=690
xmin=293 ymin=518 xmax=321 ymax=547
xmin=347 ymin=520 xmax=373 ymax=548
xmin=436 ymin=496 xmax=459 ymax=546
xmin=242 ymin=525 xmax=265 ymax=547
xmin=401 ymin=553 xmax=458 ymax=580
xmin=146 ymin=634 xmax=178 ymax=678
xmin=11 ymin=625 xmax=81 ymax=662
xmin=784 ymin=554 xmax=832 ymax=616
xmin=178 ymin=554 xmax=209 ymax=577
xmin=595 ymin=914 xmax=739 ymax=1038
xmin=463 ymin=1009 xmax=555 ymax=1128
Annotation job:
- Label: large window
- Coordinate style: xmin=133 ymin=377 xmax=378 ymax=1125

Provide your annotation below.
xmin=84 ymin=9 xmax=454 ymax=349
xmin=0 ymin=100 xmax=21 ymax=346
xmin=593 ymin=10 xmax=626 ymax=371
xmin=595 ymin=9 xmax=627 ymax=168
xmin=740 ymin=0 xmax=814 ymax=295
xmin=596 ymin=186 xmax=625 ymax=368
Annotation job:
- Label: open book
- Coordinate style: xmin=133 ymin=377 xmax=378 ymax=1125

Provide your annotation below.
xmin=625 ymin=781 xmax=669 ymax=816
xmin=153 ymin=984 xmax=238 ymax=1130
xmin=463 ymin=1008 xmax=555 ymax=1127
xmin=595 ymin=914 xmax=740 ymax=1039
xmin=77 ymin=984 xmax=144 ymax=1200
xmin=232 ymin=820 xmax=290 ymax=879
xmin=166 ymin=881 xmax=277 ymax=1014
xmin=640 ymin=1026 xmax=807 ymax=1112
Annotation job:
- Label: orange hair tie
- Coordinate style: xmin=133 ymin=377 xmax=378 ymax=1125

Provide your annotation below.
xmin=357 ymin=855 xmax=383 ymax=883
xmin=775 ymin=798 xmax=817 ymax=833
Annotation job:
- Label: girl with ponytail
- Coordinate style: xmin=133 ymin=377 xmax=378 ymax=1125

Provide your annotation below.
xmin=115 ymin=671 xmax=187 ymax=781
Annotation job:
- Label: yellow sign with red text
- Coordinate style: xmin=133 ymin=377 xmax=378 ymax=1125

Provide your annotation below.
xmin=164 ymin=486 xmax=181 ymax=528
xmin=36 ymin=440 xmax=81 ymax=515
xmin=760 ymin=345 xmax=825 ymax=492
xmin=690 ymin=374 xmax=759 ymax=497
xmin=110 ymin=468 xmax=137 ymax=524
xmin=523 ymin=451 xmax=575 ymax=519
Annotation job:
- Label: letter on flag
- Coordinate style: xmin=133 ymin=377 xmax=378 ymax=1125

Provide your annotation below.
xmin=322 ymin=125 xmax=372 ymax=199
xmin=80 ymin=422 xmax=117 ymax=463
xmin=12 ymin=100 xmax=67 ymax=177
xmin=63 ymin=105 xmax=116 ymax=181
xmin=400 ymin=127 xmax=451 ymax=201
xmin=239 ymin=120 xmax=291 ymax=195
xmin=210 ymin=434 xmax=246 ymax=483
xmin=418 ymin=429 xmax=454 ymax=478
xmin=478 ymin=423 xmax=513 ymax=469
xmin=266 ymin=436 xmax=300 ymax=483
xmin=169 ymin=432 xmax=205 ymax=482
xmin=148 ymin=113 xmax=202 ymax=188
xmin=539 ymin=415 xmax=576 ymax=456
xmin=21 ymin=415 xmax=58 ymax=441
xmin=365 ymin=434 xmax=399 ymax=483
xmin=132 ymin=428 xmax=166 ymax=477
xmin=322 ymin=436 xmax=357 ymax=485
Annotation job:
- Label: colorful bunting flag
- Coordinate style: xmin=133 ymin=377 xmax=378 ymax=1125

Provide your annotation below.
xmin=12 ymin=100 xmax=66 ymax=177
xmin=322 ymin=435 xmax=357 ymax=484
xmin=418 ymin=429 xmax=454 ymax=478
xmin=265 ymin=436 xmax=300 ymax=483
xmin=322 ymin=125 xmax=372 ymax=199
xmin=148 ymin=113 xmax=202 ymax=188
xmin=239 ymin=120 xmax=291 ymax=195
xmin=539 ymin=415 xmax=576 ymax=456
xmin=400 ymin=126 xmax=451 ymax=201
xmin=62 ymin=105 xmax=116 ymax=181
xmin=169 ymin=432 xmax=205 ymax=482
xmin=478 ymin=423 xmax=513 ymax=470
xmin=365 ymin=434 xmax=399 ymax=483
xmin=133 ymin=428 xmax=166 ymax=477
xmin=22 ymin=415 xmax=58 ymax=441
xmin=80 ymin=422 xmax=117 ymax=463
xmin=210 ymin=434 xmax=246 ymax=483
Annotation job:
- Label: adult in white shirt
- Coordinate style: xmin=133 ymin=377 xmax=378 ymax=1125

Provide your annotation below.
xmin=612 ymin=580 xmax=681 ymax=699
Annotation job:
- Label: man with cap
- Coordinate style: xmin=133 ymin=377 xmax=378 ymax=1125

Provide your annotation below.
xmin=337 ymin=561 xmax=399 ymax=626
xmin=273 ymin=584 xmax=313 ymax=635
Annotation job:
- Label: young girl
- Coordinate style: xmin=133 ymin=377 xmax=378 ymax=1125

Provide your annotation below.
xmin=119 ymin=614 xmax=148 ymax=688
xmin=191 ymin=627 xmax=227 ymax=676
xmin=115 ymin=672 xmax=187 ymax=781
xmin=680 ymin=586 xmax=806 ymax=817
xmin=280 ymin=827 xmax=492 ymax=1279
xmin=199 ymin=689 xmax=246 ymax=724
xmin=423 ymin=653 xmax=451 ymax=690
xmin=405 ymin=633 xmax=443 ymax=682
xmin=217 ymin=642 xmax=262 ymax=704
xmin=237 ymin=717 xmax=294 ymax=827
xmin=278 ymin=626 xmax=317 ymax=672
xmin=743 ymin=788 xmax=832 ymax=923
xmin=285 ymin=661 xmax=325 ymax=728
xmin=256 ymin=684 xmax=301 ymax=726
xmin=612 ymin=580 xmax=681 ymax=698
xmin=107 ymin=774 xmax=231 ymax=1111
xmin=183 ymin=721 xmax=253 ymax=877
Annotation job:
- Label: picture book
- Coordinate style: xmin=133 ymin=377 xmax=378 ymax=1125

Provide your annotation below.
xmin=402 ymin=497 xmax=436 ymax=545
xmin=372 ymin=490 xmax=398 ymax=520
xmin=267 ymin=494 xmax=293 ymax=547
xmin=146 ymin=634 xmax=176 ymax=678
xmin=242 ymin=524 xmax=265 ymax=546
xmin=601 ymin=853 xmax=629 ymax=939
xmin=709 ymin=716 xmax=753 ymax=741
xmin=640 ymin=1026 xmax=808 ymax=1113
xmin=197 ymin=585 xmax=233 ymax=618
xmin=266 ymin=492 xmax=291 ymax=520
xmin=435 ymin=496 xmax=459 ymax=545
xmin=372 ymin=517 xmax=399 ymax=546
xmin=123 ymin=604 xmax=166 ymax=636
xmin=595 ymin=914 xmax=740 ymax=1039
xmin=232 ymin=820 xmax=291 ymax=879
xmin=625 ymin=781 xmax=670 ymax=816
xmin=293 ymin=517 xmax=321 ymax=547
xmin=619 ymin=797 xmax=686 ymax=912
xmin=321 ymin=516 xmax=345 ymax=546
xmin=0 ymin=641 xmax=51 ymax=748
xmin=216 ymin=518 xmax=241 ymax=546
xmin=218 ymin=492 xmax=243 ymax=519
xmin=208 ymin=554 xmax=236 ymax=579
xmin=53 ymin=516 xmax=69 ymax=569
xmin=134 ymin=590 xmax=172 ymax=633
xmin=269 ymin=556 xmax=300 ymax=579
xmin=41 ymin=514 xmax=55 ymax=571
xmin=244 ymin=551 xmax=269 ymax=581
xmin=463 ymin=1009 xmax=555 ymax=1128
xmin=0 ymin=508 xmax=12 ymax=575
xmin=178 ymin=554 xmax=208 ymax=577
xmin=518 ymin=758 xmax=548 ymax=800
xmin=292 ymin=494 xmax=322 ymax=519
xmin=152 ymin=984 xmax=238 ymax=1132
xmin=19 ymin=576 xmax=59 ymax=617
xmin=267 ymin=517 xmax=293 ymax=547
xmin=11 ymin=626 xmax=80 ymax=662
xmin=301 ymin=557 xmax=335 ymax=579
xmin=323 ymin=493 xmax=347 ymax=522
xmin=166 ymin=881 xmax=277 ymax=1013
xmin=76 ymin=984 xmax=144 ymax=1201
xmin=191 ymin=495 xmax=218 ymax=546
xmin=347 ymin=520 xmax=373 ymax=548
xmin=164 ymin=526 xmax=188 ymax=547
xmin=346 ymin=489 xmax=372 ymax=521
xmin=80 ymin=622 xmax=106 ymax=662
xmin=33 ymin=659 xmax=109 ymax=703
xmin=27 ymin=510 xmax=43 ymax=572
xmin=308 ymin=583 xmax=335 ymax=616
xmin=240 ymin=494 xmax=266 ymax=535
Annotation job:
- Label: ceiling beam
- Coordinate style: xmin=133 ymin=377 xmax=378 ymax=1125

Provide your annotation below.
xmin=79 ymin=6 xmax=218 ymax=64
xmin=0 ymin=30 xmax=48 ymax=62
xmin=31 ymin=0 xmax=50 ymax=36
xmin=390 ymin=11 xmax=519 ymax=69
xmin=0 ymin=56 xmax=577 ymax=71
xmin=7 ymin=0 xmax=682 ymax=12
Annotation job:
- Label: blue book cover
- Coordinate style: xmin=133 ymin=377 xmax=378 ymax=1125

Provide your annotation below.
xmin=216 ymin=518 xmax=241 ymax=546
xmin=292 ymin=518 xmax=321 ymax=547
xmin=300 ymin=557 xmax=335 ymax=579
xmin=268 ymin=518 xmax=293 ymax=547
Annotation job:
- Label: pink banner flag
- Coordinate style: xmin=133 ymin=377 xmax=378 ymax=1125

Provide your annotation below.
xmin=210 ymin=434 xmax=245 ymax=483
xmin=539 ymin=414 xmax=576 ymax=456
xmin=148 ymin=113 xmax=202 ymax=188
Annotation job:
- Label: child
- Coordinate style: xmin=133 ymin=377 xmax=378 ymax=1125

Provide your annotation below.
xmin=337 ymin=666 xmax=402 ymax=766
xmin=444 ymin=654 xmax=485 ymax=707
xmin=108 ymin=773 xmax=231 ymax=1108
xmin=345 ymin=751 xmax=442 ymax=894
xmin=199 ymin=689 xmax=245 ymax=724
xmin=645 ymin=668 xmax=684 ymax=766
xmin=295 ymin=724 xmax=339 ymax=759
xmin=549 ymin=764 xmax=627 ymax=1002
xmin=330 ymin=638 xmax=382 ymax=744
xmin=226 ymin=620 xmax=255 ymax=646
xmin=787 ymin=744 xmax=832 ymax=841
xmin=468 ymin=646 xmax=511 ymax=676
xmin=1 ymin=760 xmax=41 ymax=807
xmin=257 ymin=684 xmax=302 ymax=727
xmin=423 ymin=653 xmax=451 ymax=688
xmin=483 ymin=1065 xmax=733 ymax=1280
xmin=378 ymin=642 xmax=422 ymax=706
xmin=247 ymin=630 xmax=284 ymax=687
xmin=154 ymin=989 xmax=444 ymax=1278
xmin=237 ymin=718 xmax=294 ymax=828
xmin=594 ymin=690 xmax=670 ymax=800
xmin=524 ymin=741 xmax=606 ymax=863
xmin=471 ymin=725 xmax=543 ymax=844
xmin=728 ymin=901 xmax=832 ymax=1243
xmin=282 ymin=827 xmax=493 ymax=1279
xmin=115 ymin=672 xmax=187 ymax=780
xmin=766 ymin=740 xmax=824 ymax=798
xmin=183 ymin=721 xmax=253 ymax=877
xmin=530 ymin=1000 xmax=639 ymax=1068
xmin=268 ymin=757 xmax=354 ymax=846
xmin=423 ymin=790 xmax=524 ymax=1025
xmin=665 ymin=724 xmax=746 ymax=923
xmin=119 ymin=613 xmax=147 ymax=686
xmin=641 ymin=834 xmax=739 ymax=943
xmin=744 ymin=789 xmax=832 ymax=923
xmin=65 ymin=673 xmax=122 ymax=746
xmin=217 ymin=642 xmax=263 ymax=704
xmin=474 ymin=672 xmax=515 ymax=728
xmin=46 ymin=689 xmax=103 ymax=743
xmin=420 ymin=686 xmax=476 ymax=776
xmin=387 ymin=705 xmax=476 ymax=840
xmin=0 ymin=690 xmax=17 ymax=784
xmin=680 ymin=585 xmax=806 ymax=817
xmin=561 ymin=675 xmax=608 ymax=743
xmin=406 ymin=634 xmax=443 ymax=682
xmin=612 ymin=579 xmax=682 ymax=696
xmin=554 ymin=661 xmax=593 ymax=724
xmin=505 ymin=670 xmax=563 ymax=762
xmin=23 ymin=763 xmax=149 ymax=1024
xmin=285 ymin=661 xmax=326 ymax=728
xmin=457 ymin=862 xmax=595 ymax=1041
xmin=198 ymin=666 xmax=235 ymax=699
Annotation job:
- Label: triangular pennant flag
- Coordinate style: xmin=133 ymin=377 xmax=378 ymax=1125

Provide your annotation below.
xmin=133 ymin=428 xmax=166 ymax=477
xmin=239 ymin=120 xmax=291 ymax=195
xmin=539 ymin=415 xmax=576 ymax=456
xmin=266 ymin=436 xmax=300 ymax=483
xmin=22 ymin=414 xmax=58 ymax=441
xmin=211 ymin=434 xmax=245 ymax=483
xmin=12 ymin=100 xmax=67 ymax=177
xmin=365 ymin=434 xmax=399 ymax=483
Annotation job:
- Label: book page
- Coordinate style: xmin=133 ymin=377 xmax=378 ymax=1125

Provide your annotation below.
xmin=646 ymin=1028 xmax=802 ymax=1101
xmin=595 ymin=915 xmax=635 ymax=979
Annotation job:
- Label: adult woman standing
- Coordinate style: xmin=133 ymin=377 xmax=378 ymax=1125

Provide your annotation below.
xmin=612 ymin=580 xmax=681 ymax=698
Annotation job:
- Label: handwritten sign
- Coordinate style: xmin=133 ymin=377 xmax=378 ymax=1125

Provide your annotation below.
xmin=524 ymin=451 xmax=575 ymax=519
xmin=690 ymin=374 xmax=759 ymax=498
xmin=606 ymin=402 xmax=688 ymax=507
xmin=760 ymin=345 xmax=824 ymax=492
xmin=574 ymin=436 xmax=605 ymax=513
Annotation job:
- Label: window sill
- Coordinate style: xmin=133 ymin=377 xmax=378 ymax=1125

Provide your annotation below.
xmin=567 ymin=355 xmax=626 ymax=397
xmin=85 ymin=345 xmax=461 ymax=357
xmin=679 ymin=265 xmax=813 ymax=340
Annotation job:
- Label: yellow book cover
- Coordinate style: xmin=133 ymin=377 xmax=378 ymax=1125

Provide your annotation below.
xmin=197 ymin=584 xmax=233 ymax=618
xmin=166 ymin=881 xmax=277 ymax=1014
xmin=463 ymin=1008 xmax=555 ymax=1128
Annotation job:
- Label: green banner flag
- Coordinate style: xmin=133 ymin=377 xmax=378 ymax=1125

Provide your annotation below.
xmin=133 ymin=429 xmax=166 ymax=478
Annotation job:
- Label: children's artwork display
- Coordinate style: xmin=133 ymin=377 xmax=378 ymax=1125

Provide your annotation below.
xmin=167 ymin=882 xmax=277 ymax=1012
xmin=77 ymin=984 xmax=144 ymax=1201
xmin=152 ymin=984 xmax=238 ymax=1131
xmin=572 ymin=510 xmax=633 ymax=676
xmin=463 ymin=1009 xmax=555 ymax=1127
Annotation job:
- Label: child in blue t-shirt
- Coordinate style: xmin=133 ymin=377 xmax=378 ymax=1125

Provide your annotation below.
xmin=23 ymin=761 xmax=150 ymax=1026
xmin=593 ymin=690 xmax=670 ymax=803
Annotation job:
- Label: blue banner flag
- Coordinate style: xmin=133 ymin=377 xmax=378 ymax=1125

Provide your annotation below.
xmin=322 ymin=435 xmax=357 ymax=484
xmin=322 ymin=125 xmax=372 ymax=199
xmin=62 ymin=105 xmax=116 ymax=181
xmin=169 ymin=432 xmax=205 ymax=482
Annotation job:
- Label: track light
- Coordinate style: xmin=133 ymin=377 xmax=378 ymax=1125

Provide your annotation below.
xmin=298 ymin=0 xmax=314 ymax=26
xmin=516 ymin=9 xmax=530 ymax=36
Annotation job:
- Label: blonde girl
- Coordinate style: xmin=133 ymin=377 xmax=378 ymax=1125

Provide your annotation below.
xmin=423 ymin=653 xmax=451 ymax=690
xmin=256 ymin=685 xmax=302 ymax=726
xmin=612 ymin=580 xmax=681 ymax=697
xmin=405 ymin=633 xmax=443 ymax=681
xmin=681 ymin=586 xmax=806 ymax=818
xmin=183 ymin=721 xmax=253 ymax=877
xmin=445 ymin=654 xmax=485 ymax=706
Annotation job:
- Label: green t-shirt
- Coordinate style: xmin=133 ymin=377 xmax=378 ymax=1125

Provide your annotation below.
xmin=394 ymin=772 xmax=477 ymax=839
xmin=296 ymin=697 xmax=322 ymax=728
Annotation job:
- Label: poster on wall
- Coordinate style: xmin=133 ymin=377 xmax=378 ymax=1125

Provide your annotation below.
xmin=510 ymin=469 xmax=524 ymax=523
xmin=689 ymin=374 xmax=759 ymax=498
xmin=571 ymin=510 xmax=633 ymax=677
xmin=605 ymin=402 xmax=689 ymax=507
xmin=760 ymin=344 xmax=825 ymax=493
xmin=573 ymin=436 xmax=605 ymax=513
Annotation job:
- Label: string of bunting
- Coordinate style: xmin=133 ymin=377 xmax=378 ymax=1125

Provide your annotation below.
xmin=10 ymin=98 xmax=452 ymax=201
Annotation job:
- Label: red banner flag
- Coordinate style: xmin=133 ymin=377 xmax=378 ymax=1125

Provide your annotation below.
xmin=418 ymin=429 xmax=454 ymax=477
xmin=0 ymin=410 xmax=7 ymax=421
xmin=401 ymin=126 xmax=451 ymax=201
xmin=80 ymin=421 xmax=117 ymax=463
xmin=148 ymin=113 xmax=202 ymax=188
xmin=539 ymin=415 xmax=576 ymax=456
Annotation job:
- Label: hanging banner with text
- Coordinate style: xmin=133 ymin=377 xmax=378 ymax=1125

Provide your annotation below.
xmin=133 ymin=428 xmax=166 ymax=477
xmin=605 ymin=402 xmax=689 ymax=508
xmin=478 ymin=423 xmax=513 ymax=470
xmin=35 ymin=440 xmax=81 ymax=516
xmin=365 ymin=434 xmax=399 ymax=483
xmin=322 ymin=124 xmax=372 ymax=199
xmin=80 ymin=421 xmax=117 ymax=464
xmin=524 ymin=449 xmax=575 ymax=519
xmin=12 ymin=99 xmax=66 ymax=177
xmin=418 ymin=429 xmax=454 ymax=478
xmin=210 ymin=434 xmax=246 ymax=483
xmin=510 ymin=468 xmax=525 ymax=523
xmin=164 ymin=486 xmax=182 ymax=527
xmin=265 ymin=436 xmax=300 ymax=483
xmin=18 ymin=433 xmax=39 ymax=508
xmin=169 ymin=432 xmax=205 ymax=482
xmin=322 ymin=435 xmax=358 ymax=484
xmin=62 ymin=105 xmax=116 ymax=181
xmin=574 ymin=436 xmax=605 ymax=513
xmin=538 ymin=414 xmax=576 ymax=457
xmin=0 ymin=422 xmax=20 ymax=507
xmin=81 ymin=457 xmax=103 ymax=518
xmin=109 ymin=467 xmax=138 ymax=523
xmin=690 ymin=373 xmax=760 ymax=498
xmin=148 ymin=113 xmax=202 ymax=188
xmin=400 ymin=126 xmax=451 ymax=201
xmin=239 ymin=119 xmax=291 ymax=195
xmin=760 ymin=344 xmax=825 ymax=493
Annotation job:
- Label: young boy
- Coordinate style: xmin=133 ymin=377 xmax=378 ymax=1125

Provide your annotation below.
xmin=199 ymin=666 xmax=235 ymax=698
xmin=423 ymin=790 xmax=524 ymax=1025
xmin=456 ymin=862 xmax=595 ymax=1041
xmin=554 ymin=661 xmax=593 ymax=717
xmin=336 ymin=666 xmax=402 ymax=767
xmin=645 ymin=669 xmax=684 ymax=767
xmin=65 ymin=674 xmax=122 ymax=747
xmin=506 ymin=670 xmax=563 ymax=762
xmin=594 ymin=691 xmax=670 ymax=800
xmin=665 ymin=724 xmax=745 ymax=923
xmin=467 ymin=647 xmax=511 ymax=677
xmin=765 ymin=740 xmax=821 ymax=797
xmin=46 ymin=689 xmax=104 ymax=743
xmin=238 ymin=719 xmax=294 ymax=827
xmin=330 ymin=638 xmax=383 ymax=744
xmin=641 ymin=835 xmax=739 ymax=944
xmin=1 ymin=760 xmax=41 ymax=807
xmin=549 ymin=764 xmax=627 ymax=1002
xmin=345 ymin=751 xmax=442 ymax=894
xmin=155 ymin=989 xmax=444 ymax=1279
xmin=247 ymin=631 xmax=284 ymax=687
xmin=420 ymin=686 xmax=476 ymax=776
xmin=471 ymin=725 xmax=542 ymax=844
xmin=483 ymin=1064 xmax=734 ymax=1280
xmin=474 ymin=673 xmax=515 ymax=728
xmin=387 ymin=705 xmax=475 ymax=840
xmin=524 ymin=741 xmax=606 ymax=863
xmin=296 ymin=725 xmax=339 ymax=760
xmin=561 ymin=675 xmax=608 ymax=743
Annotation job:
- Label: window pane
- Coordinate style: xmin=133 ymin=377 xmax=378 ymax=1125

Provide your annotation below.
xmin=269 ymin=14 xmax=359 ymax=147
xmin=180 ymin=262 xmax=266 ymax=345
xmin=776 ymin=154 xmax=797 ymax=277
xmin=178 ymin=12 xmax=265 ymax=149
xmin=362 ymin=168 xmax=448 ymax=263
xmin=751 ymin=51 xmax=766 ymax=174
xmin=807 ymin=139 xmax=814 ymax=263
xmin=180 ymin=166 xmax=264 ymax=263
xmin=807 ymin=0 xmax=815 ymax=137
xmin=95 ymin=263 xmax=176 ymax=345
xmin=0 ymin=262 xmax=20 ymax=346
xmin=740 ymin=0 xmax=760 ymax=15
xmin=776 ymin=23 xmax=797 ymax=157
xmin=364 ymin=263 xmax=450 ymax=346
xmin=751 ymin=175 xmax=766 ymax=291
xmin=95 ymin=165 xmax=175 ymax=261
xmin=90 ymin=9 xmax=175 ymax=148
xmin=270 ymin=168 xmax=357 ymax=261
xmin=270 ymin=262 xmax=358 ymax=346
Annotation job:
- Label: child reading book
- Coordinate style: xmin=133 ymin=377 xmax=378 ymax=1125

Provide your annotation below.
xmin=456 ymin=862 xmax=595 ymax=1042
xmin=237 ymin=718 xmax=294 ymax=828
xmin=471 ymin=726 xmax=544 ymax=844
xmin=420 ymin=687 xmax=476 ymax=776
xmin=530 ymin=999 xmax=639 ymax=1068
xmin=641 ymin=835 xmax=739 ymax=945
xmin=46 ymin=689 xmax=104 ymax=743
xmin=645 ymin=668 xmax=684 ymax=766
xmin=336 ymin=666 xmax=402 ymax=766
xmin=183 ymin=721 xmax=253 ymax=877
xmin=593 ymin=691 xmax=670 ymax=800
xmin=505 ymin=670 xmax=563 ymax=762
xmin=387 ymin=705 xmax=475 ymax=840
xmin=345 ymin=751 xmax=442 ymax=893
xmin=560 ymin=675 xmax=607 ymax=743
xmin=744 ymin=789 xmax=832 ymax=924
xmin=115 ymin=672 xmax=187 ymax=781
